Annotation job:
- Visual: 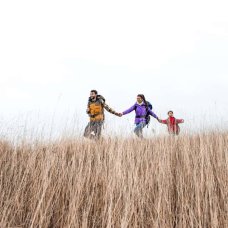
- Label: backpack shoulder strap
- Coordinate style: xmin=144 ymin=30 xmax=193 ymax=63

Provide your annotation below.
xmin=145 ymin=101 xmax=149 ymax=114
xmin=97 ymin=95 xmax=105 ymax=103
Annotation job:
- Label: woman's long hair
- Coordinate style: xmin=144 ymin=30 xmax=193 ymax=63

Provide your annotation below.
xmin=137 ymin=94 xmax=148 ymax=110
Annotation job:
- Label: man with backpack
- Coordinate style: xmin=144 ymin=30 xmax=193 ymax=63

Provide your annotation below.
xmin=84 ymin=90 xmax=120 ymax=139
xmin=119 ymin=94 xmax=161 ymax=138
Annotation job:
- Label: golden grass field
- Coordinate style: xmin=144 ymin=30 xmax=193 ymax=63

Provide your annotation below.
xmin=0 ymin=132 xmax=227 ymax=227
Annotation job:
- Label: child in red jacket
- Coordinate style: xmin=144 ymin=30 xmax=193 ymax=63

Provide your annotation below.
xmin=160 ymin=111 xmax=184 ymax=135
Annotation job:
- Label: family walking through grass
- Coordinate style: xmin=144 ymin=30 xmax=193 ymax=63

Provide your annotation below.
xmin=84 ymin=89 xmax=184 ymax=139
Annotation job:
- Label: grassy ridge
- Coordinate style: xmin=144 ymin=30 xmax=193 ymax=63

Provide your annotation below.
xmin=0 ymin=133 xmax=227 ymax=227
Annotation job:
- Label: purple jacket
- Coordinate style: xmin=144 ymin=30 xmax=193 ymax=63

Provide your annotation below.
xmin=123 ymin=102 xmax=158 ymax=124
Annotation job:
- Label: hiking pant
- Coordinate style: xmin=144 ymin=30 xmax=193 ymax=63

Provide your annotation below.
xmin=134 ymin=122 xmax=146 ymax=138
xmin=84 ymin=121 xmax=104 ymax=140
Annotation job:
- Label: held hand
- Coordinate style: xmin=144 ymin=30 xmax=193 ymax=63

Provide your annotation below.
xmin=117 ymin=113 xmax=123 ymax=117
xmin=157 ymin=118 xmax=162 ymax=123
xmin=181 ymin=119 xmax=184 ymax=123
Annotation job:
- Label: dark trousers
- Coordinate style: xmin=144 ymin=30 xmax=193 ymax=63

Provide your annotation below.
xmin=84 ymin=121 xmax=104 ymax=140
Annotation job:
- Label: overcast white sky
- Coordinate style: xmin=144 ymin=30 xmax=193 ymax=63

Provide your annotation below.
xmin=0 ymin=0 xmax=228 ymax=139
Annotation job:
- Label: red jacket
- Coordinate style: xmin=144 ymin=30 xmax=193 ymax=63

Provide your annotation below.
xmin=161 ymin=117 xmax=184 ymax=135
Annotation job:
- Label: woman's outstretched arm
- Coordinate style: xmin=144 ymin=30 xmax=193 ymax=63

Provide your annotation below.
xmin=122 ymin=104 xmax=136 ymax=115
xmin=148 ymin=109 xmax=158 ymax=119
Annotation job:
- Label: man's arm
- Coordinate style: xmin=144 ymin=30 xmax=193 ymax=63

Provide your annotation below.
xmin=86 ymin=98 xmax=91 ymax=114
xmin=100 ymin=99 xmax=119 ymax=115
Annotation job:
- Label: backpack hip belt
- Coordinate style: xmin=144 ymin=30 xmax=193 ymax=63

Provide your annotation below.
xmin=136 ymin=115 xmax=147 ymax=118
xmin=89 ymin=112 xmax=102 ymax=118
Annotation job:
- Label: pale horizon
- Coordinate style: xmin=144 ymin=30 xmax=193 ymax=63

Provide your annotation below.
xmin=0 ymin=0 xmax=228 ymax=139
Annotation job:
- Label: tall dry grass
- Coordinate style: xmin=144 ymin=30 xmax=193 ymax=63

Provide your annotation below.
xmin=0 ymin=132 xmax=227 ymax=228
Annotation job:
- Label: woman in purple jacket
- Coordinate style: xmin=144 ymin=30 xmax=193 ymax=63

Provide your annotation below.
xmin=120 ymin=94 xmax=160 ymax=138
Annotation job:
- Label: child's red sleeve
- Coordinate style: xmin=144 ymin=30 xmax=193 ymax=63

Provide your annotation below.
xmin=176 ymin=119 xmax=184 ymax=124
xmin=161 ymin=120 xmax=167 ymax=124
